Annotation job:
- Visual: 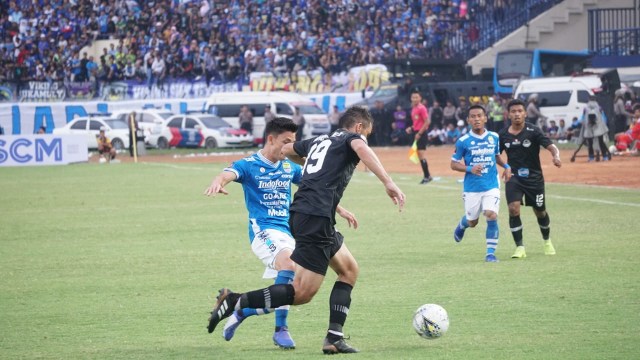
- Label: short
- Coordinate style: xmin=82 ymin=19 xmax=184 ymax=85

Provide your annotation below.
xmin=505 ymin=176 xmax=546 ymax=211
xmin=289 ymin=212 xmax=343 ymax=276
xmin=463 ymin=188 xmax=501 ymax=221
xmin=416 ymin=132 xmax=429 ymax=150
xmin=251 ymin=229 xmax=295 ymax=279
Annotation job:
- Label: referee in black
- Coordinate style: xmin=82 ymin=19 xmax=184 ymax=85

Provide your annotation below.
xmin=499 ymin=99 xmax=562 ymax=259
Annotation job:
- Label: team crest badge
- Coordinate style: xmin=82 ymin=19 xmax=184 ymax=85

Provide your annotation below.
xmin=283 ymin=162 xmax=292 ymax=173
xmin=505 ymin=143 xmax=511 ymax=148
xmin=523 ymin=139 xmax=531 ymax=148
xmin=260 ymin=167 xmax=265 ymax=173
xmin=488 ymin=136 xmax=494 ymax=144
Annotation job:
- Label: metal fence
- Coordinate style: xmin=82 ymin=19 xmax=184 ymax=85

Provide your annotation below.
xmin=589 ymin=7 xmax=640 ymax=56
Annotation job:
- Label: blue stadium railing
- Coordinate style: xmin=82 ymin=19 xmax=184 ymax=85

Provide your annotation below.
xmin=588 ymin=7 xmax=640 ymax=67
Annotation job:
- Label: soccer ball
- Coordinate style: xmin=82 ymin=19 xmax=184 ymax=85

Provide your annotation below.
xmin=412 ymin=304 xmax=449 ymax=339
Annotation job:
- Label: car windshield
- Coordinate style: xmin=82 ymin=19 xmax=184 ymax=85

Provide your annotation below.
xmin=157 ymin=112 xmax=173 ymax=119
xmin=104 ymin=119 xmax=129 ymax=129
xmin=200 ymin=116 xmax=231 ymax=129
xmin=295 ymin=104 xmax=325 ymax=115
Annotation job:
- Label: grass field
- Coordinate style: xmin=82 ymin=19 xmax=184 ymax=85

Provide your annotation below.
xmin=1 ymin=162 xmax=639 ymax=359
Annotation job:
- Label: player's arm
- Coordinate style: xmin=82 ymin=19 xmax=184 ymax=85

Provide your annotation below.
xmin=546 ymin=143 xmax=562 ymax=168
xmin=204 ymin=171 xmax=237 ymax=196
xmin=281 ymin=142 xmax=306 ymax=165
xmin=495 ymin=154 xmax=512 ymax=181
xmin=336 ymin=204 xmax=358 ymax=229
xmin=350 ymin=138 xmax=405 ymax=211
xmin=450 ymin=159 xmax=483 ymax=176
xmin=450 ymin=140 xmax=482 ymax=175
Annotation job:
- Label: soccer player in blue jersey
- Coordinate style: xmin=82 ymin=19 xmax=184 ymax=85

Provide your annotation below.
xmin=451 ymin=105 xmax=512 ymax=262
xmin=204 ymin=117 xmax=357 ymax=349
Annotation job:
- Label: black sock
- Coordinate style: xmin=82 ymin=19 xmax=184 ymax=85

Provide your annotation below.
xmin=509 ymin=215 xmax=523 ymax=247
xmin=537 ymin=213 xmax=550 ymax=240
xmin=239 ymin=284 xmax=295 ymax=309
xmin=420 ymin=159 xmax=430 ymax=178
xmin=327 ymin=281 xmax=353 ymax=342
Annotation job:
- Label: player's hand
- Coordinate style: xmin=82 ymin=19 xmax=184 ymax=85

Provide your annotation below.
xmin=204 ymin=183 xmax=229 ymax=196
xmin=501 ymin=167 xmax=512 ymax=182
xmin=470 ymin=164 xmax=484 ymax=176
xmin=405 ymin=127 xmax=412 ymax=134
xmin=552 ymin=156 xmax=562 ymax=168
xmin=384 ymin=181 xmax=406 ymax=212
xmin=337 ymin=207 xmax=358 ymax=229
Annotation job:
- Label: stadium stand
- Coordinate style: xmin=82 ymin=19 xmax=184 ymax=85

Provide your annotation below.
xmin=1 ymin=0 xmax=564 ymax=86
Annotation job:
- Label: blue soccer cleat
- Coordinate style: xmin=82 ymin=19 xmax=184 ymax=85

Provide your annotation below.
xmin=273 ymin=326 xmax=296 ymax=349
xmin=485 ymin=254 xmax=499 ymax=262
xmin=454 ymin=225 xmax=465 ymax=243
xmin=222 ymin=311 xmax=245 ymax=341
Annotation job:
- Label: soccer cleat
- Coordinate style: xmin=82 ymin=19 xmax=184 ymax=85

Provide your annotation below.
xmin=222 ymin=311 xmax=245 ymax=341
xmin=273 ymin=326 xmax=296 ymax=349
xmin=207 ymin=288 xmax=239 ymax=334
xmin=419 ymin=176 xmax=433 ymax=184
xmin=485 ymin=254 xmax=499 ymax=262
xmin=322 ymin=337 xmax=359 ymax=354
xmin=511 ymin=246 xmax=527 ymax=259
xmin=544 ymin=240 xmax=556 ymax=255
xmin=453 ymin=224 xmax=465 ymax=243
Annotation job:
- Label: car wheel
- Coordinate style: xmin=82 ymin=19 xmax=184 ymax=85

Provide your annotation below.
xmin=112 ymin=138 xmax=124 ymax=150
xmin=157 ymin=137 xmax=168 ymax=149
xmin=205 ymin=137 xmax=218 ymax=149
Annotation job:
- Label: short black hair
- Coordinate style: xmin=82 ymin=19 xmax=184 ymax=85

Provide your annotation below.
xmin=468 ymin=104 xmax=486 ymax=116
xmin=339 ymin=106 xmax=373 ymax=129
xmin=265 ymin=117 xmax=298 ymax=135
xmin=507 ymin=99 xmax=526 ymax=111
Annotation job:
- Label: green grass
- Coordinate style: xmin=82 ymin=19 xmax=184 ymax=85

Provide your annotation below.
xmin=1 ymin=162 xmax=639 ymax=359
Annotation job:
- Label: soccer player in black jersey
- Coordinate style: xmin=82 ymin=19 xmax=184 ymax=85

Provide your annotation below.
xmin=206 ymin=106 xmax=406 ymax=354
xmin=499 ymin=99 xmax=562 ymax=259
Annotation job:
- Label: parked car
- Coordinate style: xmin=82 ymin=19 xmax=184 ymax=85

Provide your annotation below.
xmin=150 ymin=113 xmax=254 ymax=149
xmin=111 ymin=108 xmax=173 ymax=144
xmin=53 ymin=115 xmax=131 ymax=150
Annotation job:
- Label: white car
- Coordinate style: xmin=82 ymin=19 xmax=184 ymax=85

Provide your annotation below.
xmin=111 ymin=108 xmax=174 ymax=144
xmin=150 ymin=113 xmax=254 ymax=149
xmin=53 ymin=115 xmax=131 ymax=150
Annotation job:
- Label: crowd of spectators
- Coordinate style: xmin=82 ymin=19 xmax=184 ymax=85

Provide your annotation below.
xmin=0 ymin=0 xmax=521 ymax=87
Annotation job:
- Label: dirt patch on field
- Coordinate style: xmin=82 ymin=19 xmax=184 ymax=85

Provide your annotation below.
xmin=108 ymin=145 xmax=640 ymax=189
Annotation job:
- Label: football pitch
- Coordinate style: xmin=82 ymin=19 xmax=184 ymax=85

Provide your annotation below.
xmin=1 ymin=162 xmax=639 ymax=359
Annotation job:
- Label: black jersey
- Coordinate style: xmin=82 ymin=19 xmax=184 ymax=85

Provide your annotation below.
xmin=290 ymin=129 xmax=364 ymax=222
xmin=499 ymin=124 xmax=552 ymax=182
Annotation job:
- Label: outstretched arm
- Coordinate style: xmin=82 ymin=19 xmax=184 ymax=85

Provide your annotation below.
xmin=281 ymin=142 xmax=305 ymax=165
xmin=546 ymin=144 xmax=562 ymax=168
xmin=204 ymin=171 xmax=237 ymax=196
xmin=350 ymin=138 xmax=405 ymax=211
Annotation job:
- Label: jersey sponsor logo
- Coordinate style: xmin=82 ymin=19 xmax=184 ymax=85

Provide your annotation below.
xmin=258 ymin=179 xmax=291 ymax=189
xmin=523 ymin=139 xmax=531 ymax=148
xmin=505 ymin=143 xmax=511 ymax=148
xmin=470 ymin=147 xmax=495 ymax=156
xmin=267 ymin=208 xmax=288 ymax=217
xmin=517 ymin=168 xmax=529 ymax=177
xmin=260 ymin=167 xmax=265 ymax=173
xmin=526 ymin=127 xmax=534 ymax=131
xmin=262 ymin=192 xmax=288 ymax=200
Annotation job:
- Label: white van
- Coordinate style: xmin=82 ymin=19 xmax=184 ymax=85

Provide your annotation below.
xmin=204 ymin=91 xmax=331 ymax=144
xmin=513 ymin=75 xmax=604 ymax=127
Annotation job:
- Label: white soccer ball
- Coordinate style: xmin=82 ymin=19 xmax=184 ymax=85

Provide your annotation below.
xmin=412 ymin=304 xmax=449 ymax=339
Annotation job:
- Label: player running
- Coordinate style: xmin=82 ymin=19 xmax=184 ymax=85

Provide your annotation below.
xmin=205 ymin=106 xmax=405 ymax=354
xmin=498 ymin=99 xmax=562 ymax=258
xmin=451 ymin=104 xmax=511 ymax=262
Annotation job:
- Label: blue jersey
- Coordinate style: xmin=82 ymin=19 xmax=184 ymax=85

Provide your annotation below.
xmin=224 ymin=151 xmax=302 ymax=242
xmin=452 ymin=130 xmax=500 ymax=192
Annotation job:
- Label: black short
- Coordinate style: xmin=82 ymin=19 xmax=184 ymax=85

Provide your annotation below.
xmin=416 ymin=132 xmax=429 ymax=150
xmin=505 ymin=176 xmax=546 ymax=211
xmin=289 ymin=212 xmax=343 ymax=276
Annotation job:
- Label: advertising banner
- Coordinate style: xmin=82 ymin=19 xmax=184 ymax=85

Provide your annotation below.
xmin=19 ymin=82 xmax=66 ymax=102
xmin=0 ymin=134 xmax=88 ymax=167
